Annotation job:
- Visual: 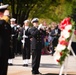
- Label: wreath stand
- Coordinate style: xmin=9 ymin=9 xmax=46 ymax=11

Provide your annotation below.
xmin=59 ymin=32 xmax=76 ymax=75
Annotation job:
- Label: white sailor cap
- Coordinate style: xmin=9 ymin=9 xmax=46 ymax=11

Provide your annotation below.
xmin=0 ymin=4 xmax=9 ymax=10
xmin=31 ymin=18 xmax=39 ymax=23
xmin=10 ymin=18 xmax=16 ymax=22
xmin=24 ymin=20 xmax=30 ymax=23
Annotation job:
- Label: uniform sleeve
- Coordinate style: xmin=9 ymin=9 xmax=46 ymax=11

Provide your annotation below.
xmin=30 ymin=28 xmax=39 ymax=37
xmin=0 ymin=20 xmax=6 ymax=32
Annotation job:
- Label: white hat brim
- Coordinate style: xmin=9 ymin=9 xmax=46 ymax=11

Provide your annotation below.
xmin=0 ymin=4 xmax=9 ymax=10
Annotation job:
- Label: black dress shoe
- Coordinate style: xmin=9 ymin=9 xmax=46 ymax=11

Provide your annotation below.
xmin=32 ymin=73 xmax=42 ymax=75
xmin=8 ymin=63 xmax=13 ymax=66
xmin=32 ymin=72 xmax=42 ymax=75
xmin=23 ymin=64 xmax=28 ymax=67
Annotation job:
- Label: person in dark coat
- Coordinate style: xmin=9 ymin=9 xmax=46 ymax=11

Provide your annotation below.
xmin=30 ymin=18 xmax=45 ymax=75
xmin=21 ymin=20 xmax=31 ymax=66
xmin=8 ymin=18 xmax=17 ymax=65
xmin=0 ymin=4 xmax=11 ymax=75
xmin=71 ymin=29 xmax=76 ymax=55
xmin=50 ymin=22 xmax=61 ymax=55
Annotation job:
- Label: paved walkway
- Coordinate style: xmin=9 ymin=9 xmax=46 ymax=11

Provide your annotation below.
xmin=7 ymin=55 xmax=76 ymax=75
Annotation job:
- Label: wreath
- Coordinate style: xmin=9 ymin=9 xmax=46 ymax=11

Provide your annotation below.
xmin=54 ymin=17 xmax=73 ymax=65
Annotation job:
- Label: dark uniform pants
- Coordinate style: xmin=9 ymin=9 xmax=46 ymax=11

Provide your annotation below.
xmin=32 ymin=49 xmax=41 ymax=73
xmin=22 ymin=46 xmax=30 ymax=59
xmin=71 ymin=42 xmax=76 ymax=55
xmin=0 ymin=57 xmax=8 ymax=75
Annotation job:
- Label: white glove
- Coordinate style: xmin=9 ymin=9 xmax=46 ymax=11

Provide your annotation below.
xmin=11 ymin=34 xmax=14 ymax=37
xmin=38 ymin=24 xmax=43 ymax=30
xmin=23 ymin=35 xmax=28 ymax=38
xmin=41 ymin=26 xmax=46 ymax=30
xmin=21 ymin=40 xmax=25 ymax=44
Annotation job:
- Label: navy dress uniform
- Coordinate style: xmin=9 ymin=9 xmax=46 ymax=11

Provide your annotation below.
xmin=8 ymin=18 xmax=17 ymax=65
xmin=30 ymin=18 xmax=45 ymax=75
xmin=0 ymin=4 xmax=11 ymax=75
xmin=21 ymin=20 xmax=31 ymax=66
xmin=16 ymin=25 xmax=22 ymax=55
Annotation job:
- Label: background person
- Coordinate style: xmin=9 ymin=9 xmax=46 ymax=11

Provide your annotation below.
xmin=0 ymin=4 xmax=11 ymax=75
xmin=71 ymin=28 xmax=76 ymax=55
xmin=20 ymin=20 xmax=31 ymax=66
xmin=8 ymin=18 xmax=17 ymax=65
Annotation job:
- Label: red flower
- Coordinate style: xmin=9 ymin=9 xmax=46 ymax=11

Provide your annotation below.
xmin=57 ymin=59 xmax=60 ymax=62
xmin=60 ymin=52 xmax=63 ymax=56
xmin=59 ymin=17 xmax=71 ymax=30
xmin=68 ymin=30 xmax=72 ymax=33
xmin=59 ymin=40 xmax=68 ymax=46
xmin=66 ymin=17 xmax=71 ymax=25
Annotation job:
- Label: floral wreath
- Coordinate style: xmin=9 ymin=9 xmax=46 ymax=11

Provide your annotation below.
xmin=54 ymin=17 xmax=73 ymax=65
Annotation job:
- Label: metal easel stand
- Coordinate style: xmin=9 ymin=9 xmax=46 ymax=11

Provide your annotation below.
xmin=59 ymin=56 xmax=68 ymax=75
xmin=59 ymin=32 xmax=76 ymax=75
xmin=59 ymin=49 xmax=76 ymax=75
xmin=61 ymin=46 xmax=76 ymax=75
xmin=59 ymin=63 xmax=64 ymax=75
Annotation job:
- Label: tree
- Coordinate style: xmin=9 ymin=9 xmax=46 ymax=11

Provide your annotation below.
xmin=29 ymin=0 xmax=73 ymax=23
xmin=2 ymin=0 xmax=76 ymax=24
xmin=3 ymin=0 xmax=44 ymax=24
